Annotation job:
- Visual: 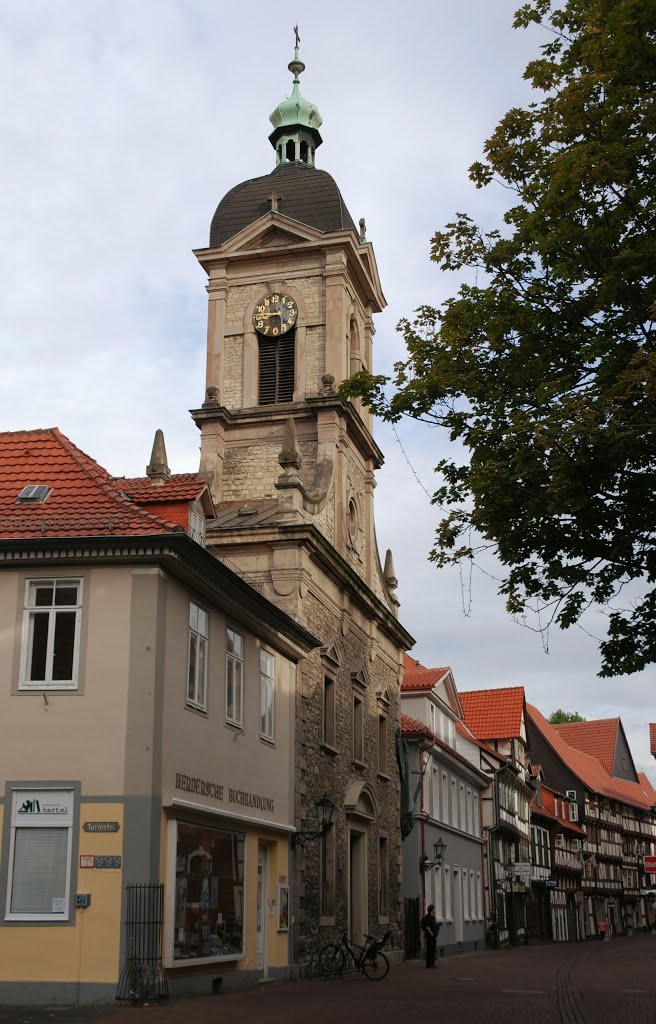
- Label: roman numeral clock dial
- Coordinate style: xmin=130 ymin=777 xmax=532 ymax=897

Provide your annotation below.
xmin=252 ymin=293 xmax=298 ymax=336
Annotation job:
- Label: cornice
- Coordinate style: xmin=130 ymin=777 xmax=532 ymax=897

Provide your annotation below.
xmin=0 ymin=534 xmax=320 ymax=660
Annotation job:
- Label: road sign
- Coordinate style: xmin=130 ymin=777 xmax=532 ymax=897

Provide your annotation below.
xmin=643 ymin=855 xmax=656 ymax=874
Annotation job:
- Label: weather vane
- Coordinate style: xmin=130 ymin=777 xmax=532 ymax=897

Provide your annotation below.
xmin=294 ymin=24 xmax=300 ymax=48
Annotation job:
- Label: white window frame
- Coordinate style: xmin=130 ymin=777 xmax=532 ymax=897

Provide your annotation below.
xmin=188 ymin=507 xmax=206 ymax=547
xmin=19 ymin=578 xmax=82 ymax=690
xmin=476 ymin=871 xmax=483 ymax=919
xmin=444 ymin=864 xmax=452 ymax=921
xmin=259 ymin=649 xmax=275 ymax=742
xmin=225 ymin=627 xmax=244 ymax=727
xmin=5 ymin=789 xmax=74 ymax=922
xmin=187 ymin=601 xmax=208 ymax=711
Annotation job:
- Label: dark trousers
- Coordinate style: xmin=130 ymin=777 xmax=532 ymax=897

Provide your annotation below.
xmin=425 ymin=933 xmax=436 ymax=967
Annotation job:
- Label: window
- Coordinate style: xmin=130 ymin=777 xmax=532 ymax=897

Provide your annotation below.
xmin=322 ymin=677 xmax=335 ymax=747
xmin=463 ymin=865 xmax=469 ymax=920
xmin=377 ymin=714 xmax=387 ymax=773
xmin=225 ymin=628 xmax=243 ymax=727
xmin=459 ymin=784 xmax=466 ymax=831
xmin=258 ymin=333 xmax=295 ymax=404
xmin=174 ymin=821 xmax=244 ymax=962
xmin=187 ymin=602 xmax=208 ymax=710
xmin=470 ymin=871 xmax=476 ymax=922
xmin=450 ymin=778 xmax=457 ymax=826
xmin=430 ymin=767 xmax=438 ymax=819
xmin=476 ymin=871 xmax=483 ymax=919
xmin=441 ymin=773 xmax=448 ymax=822
xmin=188 ymin=507 xmax=206 ymax=547
xmin=378 ymin=836 xmax=389 ymax=919
xmin=20 ymin=578 xmax=82 ymax=690
xmin=352 ymin=693 xmax=363 ymax=762
xmin=259 ymin=650 xmax=275 ymax=741
xmin=6 ymin=789 xmax=74 ymax=921
xmin=320 ymin=825 xmax=336 ymax=919
xmin=444 ymin=864 xmax=452 ymax=921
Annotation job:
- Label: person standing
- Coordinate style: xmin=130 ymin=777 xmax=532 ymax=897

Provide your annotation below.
xmin=421 ymin=904 xmax=441 ymax=968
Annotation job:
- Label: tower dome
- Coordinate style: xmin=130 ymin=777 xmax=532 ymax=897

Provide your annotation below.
xmin=268 ymin=29 xmax=323 ymax=168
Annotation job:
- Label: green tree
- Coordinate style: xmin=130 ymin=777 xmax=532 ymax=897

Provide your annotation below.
xmin=343 ymin=0 xmax=656 ymax=676
xmin=548 ymin=709 xmax=587 ymax=724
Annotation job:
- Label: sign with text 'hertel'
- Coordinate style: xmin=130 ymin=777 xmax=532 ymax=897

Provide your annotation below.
xmin=643 ymin=855 xmax=656 ymax=874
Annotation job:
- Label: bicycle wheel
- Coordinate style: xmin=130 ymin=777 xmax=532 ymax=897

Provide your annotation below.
xmin=319 ymin=943 xmax=347 ymax=976
xmin=362 ymin=950 xmax=389 ymax=980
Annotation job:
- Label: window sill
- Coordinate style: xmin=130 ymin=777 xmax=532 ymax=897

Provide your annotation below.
xmin=320 ymin=916 xmax=336 ymax=928
xmin=185 ymin=702 xmax=208 ymax=717
xmin=18 ymin=684 xmax=78 ymax=693
xmin=377 ymin=771 xmax=391 ymax=782
xmin=225 ymin=719 xmax=244 ymax=733
xmin=260 ymin=735 xmax=275 ymax=748
xmin=351 ymin=758 xmax=366 ymax=771
xmin=321 ymin=742 xmax=339 ymax=757
xmin=378 ymin=915 xmax=389 ymax=926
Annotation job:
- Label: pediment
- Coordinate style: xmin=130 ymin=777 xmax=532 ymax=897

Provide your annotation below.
xmin=376 ymin=684 xmax=392 ymax=707
xmin=321 ymin=640 xmax=343 ymax=673
xmin=219 ymin=211 xmax=324 ymax=255
xmin=350 ymin=660 xmax=370 ymax=690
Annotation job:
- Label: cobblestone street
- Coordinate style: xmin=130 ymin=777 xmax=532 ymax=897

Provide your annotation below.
xmin=3 ymin=934 xmax=656 ymax=1024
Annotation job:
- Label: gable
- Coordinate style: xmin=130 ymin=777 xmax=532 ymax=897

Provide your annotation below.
xmin=613 ymin=721 xmax=638 ymax=783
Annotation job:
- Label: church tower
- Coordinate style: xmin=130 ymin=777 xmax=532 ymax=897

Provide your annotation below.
xmin=192 ymin=34 xmax=413 ymax=958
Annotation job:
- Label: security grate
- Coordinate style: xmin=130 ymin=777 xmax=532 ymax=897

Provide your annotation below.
xmin=116 ymin=883 xmax=168 ymax=1003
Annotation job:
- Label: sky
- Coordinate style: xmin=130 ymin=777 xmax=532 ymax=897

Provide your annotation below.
xmin=1 ymin=1 xmax=653 ymax=775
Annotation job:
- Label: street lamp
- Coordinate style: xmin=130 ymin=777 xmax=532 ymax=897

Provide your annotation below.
xmin=292 ymin=794 xmax=334 ymax=846
xmin=420 ymin=838 xmax=447 ymax=871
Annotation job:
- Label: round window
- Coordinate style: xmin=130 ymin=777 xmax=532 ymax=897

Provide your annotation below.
xmin=347 ymin=497 xmax=359 ymax=546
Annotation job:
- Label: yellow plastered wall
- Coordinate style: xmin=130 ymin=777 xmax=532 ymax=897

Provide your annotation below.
xmin=239 ymin=832 xmax=289 ymax=971
xmin=0 ymin=803 xmax=124 ymax=984
xmin=266 ymin=836 xmax=290 ymax=969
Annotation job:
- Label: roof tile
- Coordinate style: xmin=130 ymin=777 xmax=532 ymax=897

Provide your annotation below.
xmin=401 ymin=652 xmax=450 ymax=692
xmin=120 ymin=474 xmax=207 ymax=503
xmin=459 ymin=686 xmax=525 ymax=740
xmin=553 ymin=719 xmax=619 ymax=774
xmin=0 ymin=428 xmax=182 ymax=539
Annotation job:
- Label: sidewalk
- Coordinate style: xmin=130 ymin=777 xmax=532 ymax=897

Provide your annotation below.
xmin=2 ymin=934 xmax=656 ymax=1024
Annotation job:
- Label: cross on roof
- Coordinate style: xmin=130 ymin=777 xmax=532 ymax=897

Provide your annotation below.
xmin=268 ymin=192 xmax=283 ymax=213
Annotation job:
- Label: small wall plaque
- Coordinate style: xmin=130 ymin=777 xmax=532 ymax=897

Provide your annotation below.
xmin=95 ymin=856 xmax=122 ymax=869
xmin=80 ymin=855 xmax=96 ymax=869
xmin=83 ymin=822 xmax=120 ymax=833
xmin=75 ymin=894 xmax=91 ymax=908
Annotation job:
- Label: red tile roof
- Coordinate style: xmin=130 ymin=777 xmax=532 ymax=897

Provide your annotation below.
xmin=401 ymin=652 xmax=450 ymax=691
xmin=638 ymin=772 xmax=656 ymax=805
xmin=454 ymin=719 xmax=506 ymax=763
xmin=0 ymin=429 xmax=182 ymax=539
xmin=532 ymin=784 xmax=586 ymax=836
xmin=650 ymin=724 xmax=656 ymax=757
xmin=120 ymin=474 xmax=207 ymax=503
xmin=553 ymin=719 xmax=619 ymax=775
xmin=400 ymin=712 xmax=432 ymax=739
xmin=527 ymin=704 xmax=655 ymax=811
xmin=459 ymin=686 xmax=525 ymax=740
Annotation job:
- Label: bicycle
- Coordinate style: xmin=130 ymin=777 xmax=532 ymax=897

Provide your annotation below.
xmin=319 ymin=931 xmax=391 ymax=980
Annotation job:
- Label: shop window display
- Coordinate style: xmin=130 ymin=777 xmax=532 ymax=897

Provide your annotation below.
xmin=174 ymin=822 xmax=245 ymax=961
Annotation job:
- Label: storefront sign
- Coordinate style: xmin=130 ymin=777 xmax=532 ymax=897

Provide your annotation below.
xmin=83 ymin=821 xmax=120 ymax=833
xmin=545 ymin=878 xmax=558 ymax=889
xmin=643 ymin=855 xmax=656 ymax=874
xmin=15 ymin=792 xmax=72 ymax=818
xmin=174 ymin=773 xmax=274 ymax=814
xmin=95 ymin=856 xmax=121 ymax=869
xmin=511 ymin=862 xmax=532 ymax=877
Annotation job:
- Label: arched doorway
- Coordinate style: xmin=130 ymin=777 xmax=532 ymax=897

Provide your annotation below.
xmin=344 ymin=782 xmax=378 ymax=944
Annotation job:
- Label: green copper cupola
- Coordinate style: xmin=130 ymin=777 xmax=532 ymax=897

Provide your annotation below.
xmin=269 ymin=28 xmax=323 ymax=167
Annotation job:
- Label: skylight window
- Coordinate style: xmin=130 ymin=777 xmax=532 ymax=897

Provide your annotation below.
xmin=16 ymin=485 xmax=51 ymax=504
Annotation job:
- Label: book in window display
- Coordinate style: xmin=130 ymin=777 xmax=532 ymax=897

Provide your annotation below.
xmin=174 ymin=822 xmax=245 ymax=961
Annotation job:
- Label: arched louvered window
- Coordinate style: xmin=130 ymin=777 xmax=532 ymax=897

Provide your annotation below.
xmin=258 ymin=331 xmax=295 ymax=405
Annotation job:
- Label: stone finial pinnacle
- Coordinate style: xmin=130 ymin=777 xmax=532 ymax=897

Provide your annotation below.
xmin=278 ymin=416 xmax=302 ymax=472
xmin=146 ymin=428 xmax=171 ymax=482
xmin=383 ymin=548 xmax=398 ymax=591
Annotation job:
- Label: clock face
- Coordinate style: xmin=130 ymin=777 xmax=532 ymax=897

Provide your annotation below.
xmin=252 ymin=293 xmax=298 ymax=336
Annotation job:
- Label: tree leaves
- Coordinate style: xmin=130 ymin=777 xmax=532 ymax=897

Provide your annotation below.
xmin=340 ymin=0 xmax=656 ymax=676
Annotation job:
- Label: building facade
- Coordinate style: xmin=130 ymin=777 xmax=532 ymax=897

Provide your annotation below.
xmin=0 ymin=429 xmax=318 ymax=1003
xmin=459 ymin=688 xmax=533 ymax=947
xmin=400 ymin=657 xmax=488 ymax=958
xmin=191 ymin=41 xmax=413 ymax=964
xmin=526 ymin=706 xmax=656 ymax=938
